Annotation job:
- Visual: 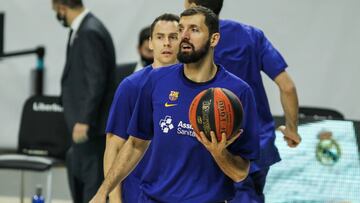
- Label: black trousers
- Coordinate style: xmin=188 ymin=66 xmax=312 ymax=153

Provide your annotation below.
xmin=66 ymin=136 xmax=105 ymax=203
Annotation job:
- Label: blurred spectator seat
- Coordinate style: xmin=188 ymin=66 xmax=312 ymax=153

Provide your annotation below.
xmin=0 ymin=95 xmax=71 ymax=203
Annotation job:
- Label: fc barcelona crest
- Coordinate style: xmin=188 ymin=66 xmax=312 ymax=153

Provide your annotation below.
xmin=169 ymin=91 xmax=179 ymax=101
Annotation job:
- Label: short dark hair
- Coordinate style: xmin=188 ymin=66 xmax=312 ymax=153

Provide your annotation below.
xmin=188 ymin=0 xmax=223 ymax=16
xmin=52 ymin=0 xmax=83 ymax=8
xmin=180 ymin=6 xmax=219 ymax=36
xmin=149 ymin=13 xmax=180 ymax=38
xmin=138 ymin=26 xmax=151 ymax=47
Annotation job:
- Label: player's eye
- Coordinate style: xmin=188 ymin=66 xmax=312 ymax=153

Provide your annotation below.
xmin=170 ymin=35 xmax=178 ymax=40
xmin=192 ymin=28 xmax=199 ymax=32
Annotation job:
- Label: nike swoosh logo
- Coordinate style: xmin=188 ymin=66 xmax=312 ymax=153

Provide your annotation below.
xmin=165 ymin=103 xmax=178 ymax=107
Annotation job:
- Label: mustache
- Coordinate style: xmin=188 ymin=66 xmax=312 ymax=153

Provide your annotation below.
xmin=180 ymin=40 xmax=195 ymax=50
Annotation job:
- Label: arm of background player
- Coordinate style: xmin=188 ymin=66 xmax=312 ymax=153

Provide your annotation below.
xmin=274 ymin=71 xmax=301 ymax=147
xmin=91 ymin=136 xmax=150 ymax=203
xmin=256 ymin=28 xmax=301 ymax=148
xmin=103 ymin=78 xmax=135 ymax=203
xmin=104 ymin=133 xmax=126 ymax=203
xmin=92 ymin=71 xmax=154 ymax=202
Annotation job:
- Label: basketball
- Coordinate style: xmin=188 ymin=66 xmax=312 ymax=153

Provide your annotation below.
xmin=189 ymin=87 xmax=243 ymax=142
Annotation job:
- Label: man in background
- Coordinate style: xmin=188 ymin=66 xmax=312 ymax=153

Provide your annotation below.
xmin=136 ymin=26 xmax=154 ymax=69
xmin=184 ymin=1 xmax=301 ymax=202
xmin=103 ymin=13 xmax=180 ymax=203
xmin=115 ymin=26 xmax=154 ymax=84
xmin=51 ymin=0 xmax=116 ymax=202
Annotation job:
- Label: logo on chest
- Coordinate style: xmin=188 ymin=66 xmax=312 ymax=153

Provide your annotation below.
xmin=159 ymin=115 xmax=195 ymax=137
xmin=165 ymin=91 xmax=179 ymax=107
xmin=159 ymin=116 xmax=174 ymax=133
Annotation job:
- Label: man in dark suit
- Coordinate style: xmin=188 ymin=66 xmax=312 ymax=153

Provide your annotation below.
xmin=115 ymin=26 xmax=153 ymax=84
xmin=52 ymin=0 xmax=116 ymax=202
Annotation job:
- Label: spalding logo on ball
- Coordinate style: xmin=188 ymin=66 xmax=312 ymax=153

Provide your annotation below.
xmin=189 ymin=88 xmax=243 ymax=142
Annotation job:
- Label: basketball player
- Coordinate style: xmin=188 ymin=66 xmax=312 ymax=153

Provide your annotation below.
xmin=103 ymin=13 xmax=180 ymax=203
xmin=90 ymin=7 xmax=260 ymax=203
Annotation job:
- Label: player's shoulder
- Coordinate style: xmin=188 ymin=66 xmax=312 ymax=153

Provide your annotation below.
xmin=117 ymin=65 xmax=152 ymax=90
xmin=127 ymin=65 xmax=153 ymax=82
xmin=78 ymin=14 xmax=108 ymax=36
xmin=220 ymin=19 xmax=264 ymax=37
xmin=148 ymin=63 xmax=182 ymax=81
xmin=220 ymin=64 xmax=252 ymax=92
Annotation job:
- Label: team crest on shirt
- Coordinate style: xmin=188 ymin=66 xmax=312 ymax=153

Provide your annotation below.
xmin=169 ymin=91 xmax=179 ymax=101
xmin=165 ymin=91 xmax=179 ymax=107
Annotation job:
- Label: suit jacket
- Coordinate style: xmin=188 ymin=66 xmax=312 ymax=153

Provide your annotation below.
xmin=115 ymin=62 xmax=137 ymax=85
xmin=61 ymin=13 xmax=116 ymax=138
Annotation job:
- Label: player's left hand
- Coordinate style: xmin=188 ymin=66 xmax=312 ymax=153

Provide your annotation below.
xmin=277 ymin=125 xmax=301 ymax=148
xmin=72 ymin=123 xmax=89 ymax=144
xmin=195 ymin=130 xmax=242 ymax=156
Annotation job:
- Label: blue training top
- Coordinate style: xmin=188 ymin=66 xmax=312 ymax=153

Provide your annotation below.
xmin=105 ymin=65 xmax=153 ymax=203
xmin=127 ymin=63 xmax=260 ymax=202
xmin=215 ymin=19 xmax=288 ymax=171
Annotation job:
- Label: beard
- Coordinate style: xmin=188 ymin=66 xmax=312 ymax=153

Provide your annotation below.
xmin=177 ymin=39 xmax=210 ymax=64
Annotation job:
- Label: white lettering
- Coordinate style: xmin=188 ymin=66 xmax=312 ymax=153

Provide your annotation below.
xmin=178 ymin=121 xmax=194 ymax=130
xmin=33 ymin=102 xmax=63 ymax=112
xmin=176 ymin=121 xmax=195 ymax=137
xmin=177 ymin=127 xmax=196 ymax=137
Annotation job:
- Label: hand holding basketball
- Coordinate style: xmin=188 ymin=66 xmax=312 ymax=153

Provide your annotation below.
xmin=189 ymin=87 xmax=243 ymax=142
xmin=194 ymin=130 xmax=243 ymax=155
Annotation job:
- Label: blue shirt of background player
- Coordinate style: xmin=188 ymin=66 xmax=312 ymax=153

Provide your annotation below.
xmin=127 ymin=63 xmax=260 ymax=203
xmin=215 ymin=19 xmax=288 ymax=171
xmin=105 ymin=65 xmax=153 ymax=203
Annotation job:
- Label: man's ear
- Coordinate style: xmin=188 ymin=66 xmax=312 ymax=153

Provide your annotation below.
xmin=210 ymin=32 xmax=220 ymax=48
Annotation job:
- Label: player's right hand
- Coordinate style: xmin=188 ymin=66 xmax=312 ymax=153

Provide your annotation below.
xmin=277 ymin=125 xmax=301 ymax=148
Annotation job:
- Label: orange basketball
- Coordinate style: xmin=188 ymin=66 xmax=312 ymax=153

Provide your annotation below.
xmin=189 ymin=88 xmax=243 ymax=142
